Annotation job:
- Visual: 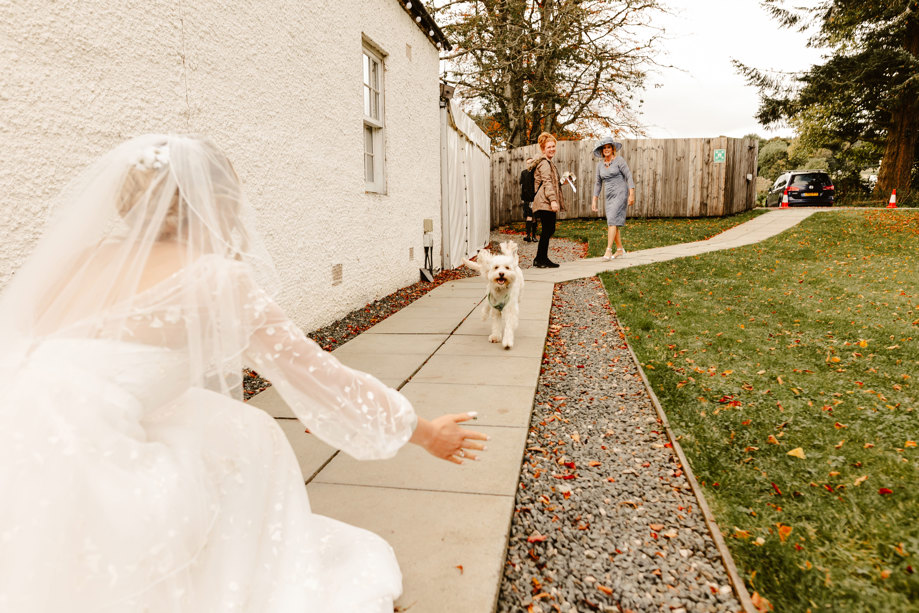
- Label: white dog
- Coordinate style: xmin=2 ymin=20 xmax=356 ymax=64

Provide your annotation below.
xmin=463 ymin=241 xmax=524 ymax=349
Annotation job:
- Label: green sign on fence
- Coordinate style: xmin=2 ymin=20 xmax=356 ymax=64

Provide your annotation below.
xmin=713 ymin=148 xmax=726 ymax=163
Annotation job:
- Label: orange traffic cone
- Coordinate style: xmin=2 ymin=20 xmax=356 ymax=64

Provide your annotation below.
xmin=780 ymin=188 xmax=789 ymax=208
xmin=887 ymin=189 xmax=897 ymax=209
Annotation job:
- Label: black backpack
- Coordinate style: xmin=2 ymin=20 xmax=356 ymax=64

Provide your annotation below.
xmin=520 ymin=167 xmax=537 ymax=203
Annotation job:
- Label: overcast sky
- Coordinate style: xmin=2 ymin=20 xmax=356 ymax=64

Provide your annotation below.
xmin=636 ymin=0 xmax=826 ymax=139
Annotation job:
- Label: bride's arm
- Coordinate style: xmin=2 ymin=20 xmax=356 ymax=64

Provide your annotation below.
xmin=242 ymin=289 xmax=486 ymax=461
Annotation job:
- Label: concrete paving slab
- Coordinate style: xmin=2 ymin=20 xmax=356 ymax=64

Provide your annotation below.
xmin=399 ymin=381 xmax=536 ymax=428
xmin=515 ymin=297 xmax=553 ymax=320
xmin=332 ymin=352 xmax=429 ymax=384
xmin=437 ymin=332 xmax=545 ymax=359
xmin=306 ymin=483 xmax=514 ymax=613
xmin=247 ymin=385 xmax=294 ymax=418
xmin=314 ymin=424 xmax=527 ymax=496
xmin=453 ymin=315 xmax=548 ymax=338
xmin=524 ymin=279 xmax=556 ymax=290
xmin=428 ymin=282 xmax=487 ymax=295
xmin=411 ymin=293 xmax=483 ymax=309
xmin=332 ymin=333 xmax=448 ymax=356
xmin=365 ymin=316 xmax=463 ymax=335
xmin=382 ymin=302 xmax=480 ymax=320
xmin=276 ymin=419 xmax=337 ymax=480
xmin=413 ymin=353 xmax=542 ymax=387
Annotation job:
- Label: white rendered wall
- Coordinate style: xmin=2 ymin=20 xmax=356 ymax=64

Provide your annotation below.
xmin=0 ymin=1 xmax=442 ymax=331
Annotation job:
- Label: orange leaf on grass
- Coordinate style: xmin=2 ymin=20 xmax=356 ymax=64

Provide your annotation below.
xmin=734 ymin=528 xmax=753 ymax=539
xmin=879 ymin=488 xmax=893 ymax=495
xmin=776 ymin=524 xmax=793 ymax=543
xmin=751 ymin=591 xmax=774 ymax=612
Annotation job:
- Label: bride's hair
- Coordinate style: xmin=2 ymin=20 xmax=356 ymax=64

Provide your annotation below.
xmin=114 ymin=138 xmax=247 ymax=246
xmin=117 ymin=163 xmax=185 ymax=240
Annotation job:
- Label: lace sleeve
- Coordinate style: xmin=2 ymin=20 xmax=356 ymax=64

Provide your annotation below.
xmin=242 ymin=287 xmax=417 ymax=460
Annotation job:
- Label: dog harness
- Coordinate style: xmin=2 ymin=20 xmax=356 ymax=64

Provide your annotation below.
xmin=487 ymin=291 xmax=510 ymax=312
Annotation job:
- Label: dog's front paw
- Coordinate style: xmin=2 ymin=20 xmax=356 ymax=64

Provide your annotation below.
xmin=502 ymin=340 xmax=514 ymax=350
xmin=488 ymin=334 xmax=501 ymax=343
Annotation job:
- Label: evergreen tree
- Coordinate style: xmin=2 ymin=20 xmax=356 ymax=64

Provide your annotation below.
xmin=736 ymin=0 xmax=919 ymax=200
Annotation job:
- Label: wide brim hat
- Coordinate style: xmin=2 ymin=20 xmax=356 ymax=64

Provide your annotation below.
xmin=592 ymin=137 xmax=623 ymax=158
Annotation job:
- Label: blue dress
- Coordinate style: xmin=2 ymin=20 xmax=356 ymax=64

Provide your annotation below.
xmin=593 ymin=157 xmax=635 ymax=227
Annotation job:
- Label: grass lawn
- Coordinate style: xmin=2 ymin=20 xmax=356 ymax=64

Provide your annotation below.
xmin=600 ymin=210 xmax=919 ymax=611
xmin=502 ymin=208 xmax=769 ymax=257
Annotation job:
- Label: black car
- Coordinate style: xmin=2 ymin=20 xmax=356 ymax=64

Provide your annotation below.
xmin=765 ymin=170 xmax=835 ymax=207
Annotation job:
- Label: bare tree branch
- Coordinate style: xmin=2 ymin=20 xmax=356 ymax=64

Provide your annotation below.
xmin=427 ymin=0 xmax=667 ymax=148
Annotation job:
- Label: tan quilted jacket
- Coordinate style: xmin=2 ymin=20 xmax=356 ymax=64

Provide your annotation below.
xmin=531 ymin=156 xmax=566 ymax=213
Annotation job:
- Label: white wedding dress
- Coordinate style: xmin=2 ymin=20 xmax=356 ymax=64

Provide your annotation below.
xmin=0 ymin=254 xmax=415 ymax=612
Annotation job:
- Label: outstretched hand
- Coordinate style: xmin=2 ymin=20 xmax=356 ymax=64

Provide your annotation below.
xmin=410 ymin=413 xmax=489 ymax=464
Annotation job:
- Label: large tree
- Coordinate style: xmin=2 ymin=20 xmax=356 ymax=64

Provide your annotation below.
xmin=736 ymin=1 xmax=919 ymax=200
xmin=428 ymin=0 xmax=666 ymax=148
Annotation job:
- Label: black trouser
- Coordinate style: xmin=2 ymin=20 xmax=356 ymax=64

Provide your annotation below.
xmin=534 ymin=209 xmax=556 ymax=262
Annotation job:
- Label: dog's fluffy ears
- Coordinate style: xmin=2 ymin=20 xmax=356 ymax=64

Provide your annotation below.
xmin=463 ymin=241 xmax=519 ymax=272
xmin=499 ymin=241 xmax=519 ymax=264
xmin=462 ymin=248 xmax=492 ymax=275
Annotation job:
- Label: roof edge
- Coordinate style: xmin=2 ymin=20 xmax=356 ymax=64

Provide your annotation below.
xmin=397 ymin=0 xmax=452 ymax=51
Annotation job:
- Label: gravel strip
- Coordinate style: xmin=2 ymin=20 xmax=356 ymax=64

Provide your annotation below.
xmin=497 ymin=277 xmax=741 ymax=613
xmin=243 ymin=231 xmax=584 ymax=400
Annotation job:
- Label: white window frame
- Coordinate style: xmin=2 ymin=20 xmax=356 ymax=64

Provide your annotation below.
xmin=362 ymin=43 xmax=385 ymax=193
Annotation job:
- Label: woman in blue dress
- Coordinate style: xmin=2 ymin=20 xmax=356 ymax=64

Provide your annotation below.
xmin=591 ymin=137 xmax=635 ymax=260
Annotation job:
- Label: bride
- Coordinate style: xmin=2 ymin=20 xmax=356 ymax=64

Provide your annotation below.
xmin=0 ymin=135 xmax=487 ymax=612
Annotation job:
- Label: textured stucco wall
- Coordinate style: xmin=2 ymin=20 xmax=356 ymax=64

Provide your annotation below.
xmin=0 ymin=1 xmax=442 ymax=331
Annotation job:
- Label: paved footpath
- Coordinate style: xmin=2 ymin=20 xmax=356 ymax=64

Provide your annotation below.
xmin=248 ymin=208 xmax=820 ymax=612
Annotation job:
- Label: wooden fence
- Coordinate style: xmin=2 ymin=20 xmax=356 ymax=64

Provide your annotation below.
xmin=490 ymin=137 xmax=759 ymax=226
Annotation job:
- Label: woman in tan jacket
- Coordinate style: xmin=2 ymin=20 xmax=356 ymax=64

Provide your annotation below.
xmin=530 ymin=132 xmax=565 ymax=268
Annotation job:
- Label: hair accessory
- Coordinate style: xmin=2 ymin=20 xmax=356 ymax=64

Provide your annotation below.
xmin=134 ymin=144 xmax=170 ymax=171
